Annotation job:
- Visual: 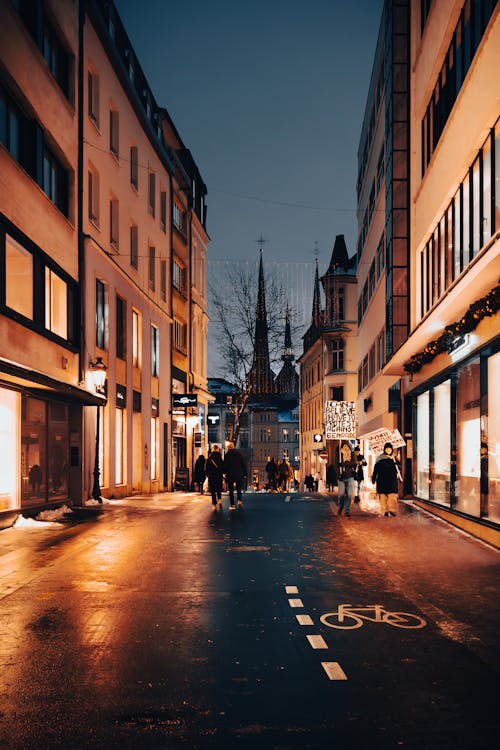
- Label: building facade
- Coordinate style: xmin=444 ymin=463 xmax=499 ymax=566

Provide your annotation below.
xmin=299 ymin=236 xmax=358 ymax=486
xmin=0 ymin=0 xmax=209 ymax=526
xmin=387 ymin=0 xmax=500 ymax=546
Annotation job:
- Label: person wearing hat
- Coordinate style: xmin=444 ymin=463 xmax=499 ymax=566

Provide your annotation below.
xmin=371 ymin=442 xmax=402 ymax=516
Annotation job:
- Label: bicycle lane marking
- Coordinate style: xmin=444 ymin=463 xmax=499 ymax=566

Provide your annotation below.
xmin=284 ymin=584 xmax=349 ymax=681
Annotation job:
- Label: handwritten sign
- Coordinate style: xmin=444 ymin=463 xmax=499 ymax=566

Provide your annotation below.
xmin=365 ymin=428 xmax=405 ymax=455
xmin=324 ymin=401 xmax=357 ymax=439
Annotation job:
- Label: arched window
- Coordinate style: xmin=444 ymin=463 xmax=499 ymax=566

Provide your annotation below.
xmin=332 ymin=338 xmax=344 ymax=371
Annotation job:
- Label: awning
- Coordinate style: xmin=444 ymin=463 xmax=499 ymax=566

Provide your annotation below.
xmin=0 ymin=358 xmax=104 ymax=406
xmin=360 ymin=427 xmax=406 ymax=454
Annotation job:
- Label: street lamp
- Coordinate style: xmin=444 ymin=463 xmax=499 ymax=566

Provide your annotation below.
xmin=89 ymin=357 xmax=107 ymax=503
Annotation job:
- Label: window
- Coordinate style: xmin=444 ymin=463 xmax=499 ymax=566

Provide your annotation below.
xmin=151 ymin=325 xmax=159 ymax=377
xmin=88 ymin=71 xmax=100 ymax=126
xmin=377 ymin=330 xmax=385 ymax=370
xmin=173 ymin=258 xmax=186 ymax=293
xmin=330 ymin=386 xmax=344 ymax=401
xmin=130 ymin=146 xmax=138 ymax=189
xmin=116 ymin=295 xmax=126 ymax=360
xmin=132 ymin=309 xmax=141 ymax=368
xmin=332 ymin=339 xmax=344 ymax=371
xmin=88 ymin=165 xmax=99 ymax=223
xmin=130 ymin=224 xmax=138 ymax=269
xmin=150 ymin=417 xmax=158 ymax=480
xmin=369 ymin=343 xmax=376 ymax=381
xmin=96 ymin=279 xmax=106 ymax=349
xmin=148 ymin=170 xmax=155 ymax=216
xmin=110 ymin=198 xmax=119 ymax=247
xmin=109 ymin=109 xmax=119 ymax=157
xmin=116 ymin=407 xmax=124 ymax=485
xmin=160 ymin=259 xmax=167 ymax=302
xmin=5 ymin=234 xmax=33 ymax=319
xmin=45 ymin=268 xmax=67 ymax=339
xmin=376 ymin=235 xmax=385 ymax=277
xmin=43 ymin=19 xmax=69 ymax=97
xmin=282 ymin=429 xmax=289 ymax=442
xmin=173 ymin=201 xmax=186 ymax=235
xmin=160 ymin=190 xmax=167 ymax=231
xmin=174 ymin=319 xmax=187 ymax=351
xmin=0 ymin=87 xmax=20 ymax=160
xmin=148 ymin=246 xmax=155 ymax=290
xmin=43 ymin=146 xmax=68 ymax=215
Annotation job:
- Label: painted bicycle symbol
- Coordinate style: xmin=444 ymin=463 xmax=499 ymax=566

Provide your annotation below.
xmin=320 ymin=603 xmax=426 ymax=630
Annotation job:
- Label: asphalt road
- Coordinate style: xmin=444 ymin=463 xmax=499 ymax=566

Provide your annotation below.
xmin=0 ymin=491 xmax=499 ymax=749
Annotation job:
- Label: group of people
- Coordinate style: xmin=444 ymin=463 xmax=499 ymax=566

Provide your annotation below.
xmin=305 ymin=442 xmax=402 ymax=518
xmin=264 ymin=457 xmax=294 ymax=493
xmin=193 ymin=443 xmax=247 ymax=511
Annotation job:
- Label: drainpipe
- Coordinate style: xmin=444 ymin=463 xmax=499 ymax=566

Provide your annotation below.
xmin=77 ymin=0 xmax=85 ymax=385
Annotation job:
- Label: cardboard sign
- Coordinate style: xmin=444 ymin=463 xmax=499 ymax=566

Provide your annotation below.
xmin=364 ymin=428 xmax=406 ymax=454
xmin=324 ymin=401 xmax=357 ymax=440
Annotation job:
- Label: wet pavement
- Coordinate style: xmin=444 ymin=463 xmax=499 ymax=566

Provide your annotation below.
xmin=0 ymin=490 xmax=499 ymax=749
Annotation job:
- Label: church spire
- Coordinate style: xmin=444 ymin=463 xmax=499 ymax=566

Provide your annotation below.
xmin=248 ymin=248 xmax=275 ymax=395
xmin=312 ymin=258 xmax=322 ymax=325
xmin=275 ymin=304 xmax=299 ymax=396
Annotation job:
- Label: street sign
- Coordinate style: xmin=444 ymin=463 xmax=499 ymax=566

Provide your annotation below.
xmin=313 ymin=433 xmax=323 ymax=443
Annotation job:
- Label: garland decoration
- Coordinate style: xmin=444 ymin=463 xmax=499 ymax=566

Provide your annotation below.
xmin=403 ymin=283 xmax=500 ymax=375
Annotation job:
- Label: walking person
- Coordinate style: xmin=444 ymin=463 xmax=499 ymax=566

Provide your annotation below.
xmin=265 ymin=457 xmax=278 ymax=492
xmin=223 ymin=441 xmax=247 ymax=509
xmin=338 ymin=452 xmax=357 ymax=516
xmin=278 ymin=458 xmax=293 ymax=492
xmin=353 ymin=446 xmax=367 ymax=502
xmin=326 ymin=464 xmax=338 ymax=492
xmin=206 ymin=445 xmax=224 ymax=510
xmin=371 ymin=442 xmax=402 ymax=516
xmin=193 ymin=454 xmax=206 ymax=493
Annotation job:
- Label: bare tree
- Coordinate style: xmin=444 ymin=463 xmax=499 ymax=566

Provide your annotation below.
xmin=209 ymin=261 xmax=299 ymax=443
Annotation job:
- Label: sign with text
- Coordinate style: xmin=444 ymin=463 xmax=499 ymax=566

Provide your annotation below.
xmin=324 ymin=400 xmax=357 ymax=439
xmin=364 ymin=428 xmax=406 ymax=455
xmin=172 ymin=393 xmax=197 ymax=408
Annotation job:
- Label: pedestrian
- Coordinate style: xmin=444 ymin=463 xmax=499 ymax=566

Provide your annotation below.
xmin=206 ymin=445 xmax=224 ymax=510
xmin=278 ymin=458 xmax=293 ymax=492
xmin=352 ymin=446 xmax=367 ymax=502
xmin=304 ymin=474 xmax=314 ymax=492
xmin=326 ymin=464 xmax=338 ymax=492
xmin=371 ymin=442 xmax=402 ymax=517
xmin=265 ymin=457 xmax=279 ymax=492
xmin=193 ymin=454 xmax=206 ymax=493
xmin=29 ymin=463 xmax=42 ymax=496
xmin=223 ymin=441 xmax=247 ymax=509
xmin=338 ymin=451 xmax=357 ymax=516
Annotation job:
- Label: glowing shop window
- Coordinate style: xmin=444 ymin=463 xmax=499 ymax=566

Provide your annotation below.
xmin=0 ymin=389 xmax=19 ymax=509
xmin=45 ymin=268 xmax=67 ymax=339
xmin=416 ymin=391 xmax=429 ymax=499
xmin=433 ymin=380 xmax=450 ymax=505
xmin=6 ymin=235 xmax=33 ymax=319
xmin=487 ymin=351 xmax=500 ymax=523
xmin=116 ymin=407 xmax=124 ymax=484
xmin=151 ymin=417 xmax=158 ymax=480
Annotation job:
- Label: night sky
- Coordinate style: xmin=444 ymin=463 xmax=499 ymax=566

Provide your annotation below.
xmin=114 ymin=0 xmax=383 ymax=266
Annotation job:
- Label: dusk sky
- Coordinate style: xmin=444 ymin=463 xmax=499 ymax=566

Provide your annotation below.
xmin=115 ymin=0 xmax=383 ymax=266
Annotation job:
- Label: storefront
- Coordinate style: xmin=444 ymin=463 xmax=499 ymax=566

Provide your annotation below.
xmin=410 ymin=340 xmax=500 ymax=531
xmin=0 ymin=365 xmax=101 ymax=527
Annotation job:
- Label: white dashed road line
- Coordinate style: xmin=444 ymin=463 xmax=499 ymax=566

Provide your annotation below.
xmin=321 ymin=662 xmax=348 ymax=680
xmin=284 ymin=584 xmax=349 ymax=681
xmin=306 ymin=634 xmax=328 ymax=649
xmin=296 ymin=614 xmax=314 ymax=625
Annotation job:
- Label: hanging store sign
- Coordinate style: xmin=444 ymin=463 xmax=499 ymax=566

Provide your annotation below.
xmin=172 ymin=393 xmax=197 ymax=407
xmin=324 ymin=400 xmax=357 ymax=439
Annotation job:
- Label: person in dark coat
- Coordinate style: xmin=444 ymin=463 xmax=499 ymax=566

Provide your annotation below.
xmin=206 ymin=445 xmax=224 ymax=510
xmin=265 ymin=457 xmax=278 ymax=492
xmin=326 ymin=464 xmax=338 ymax=492
xmin=371 ymin=442 xmax=401 ymax=516
xmin=193 ymin=454 xmax=206 ymax=493
xmin=352 ymin=447 xmax=367 ymax=502
xmin=223 ymin=441 xmax=247 ymax=509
